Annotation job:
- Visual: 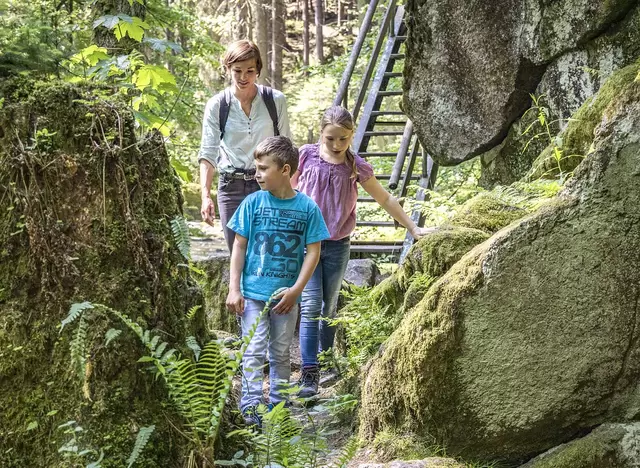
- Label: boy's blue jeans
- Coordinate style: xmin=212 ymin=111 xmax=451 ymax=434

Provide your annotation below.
xmin=240 ymin=298 xmax=298 ymax=411
xmin=300 ymin=237 xmax=351 ymax=367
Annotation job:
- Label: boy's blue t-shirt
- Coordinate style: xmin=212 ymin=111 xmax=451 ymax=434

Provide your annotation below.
xmin=227 ymin=190 xmax=330 ymax=302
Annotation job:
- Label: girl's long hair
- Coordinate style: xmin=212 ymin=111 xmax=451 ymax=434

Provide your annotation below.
xmin=321 ymin=106 xmax=358 ymax=179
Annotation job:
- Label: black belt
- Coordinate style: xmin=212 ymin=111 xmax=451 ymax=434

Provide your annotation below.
xmin=222 ymin=169 xmax=256 ymax=181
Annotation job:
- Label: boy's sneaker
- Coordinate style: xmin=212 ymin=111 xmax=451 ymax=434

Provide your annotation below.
xmin=241 ymin=405 xmax=262 ymax=428
xmin=297 ymin=365 xmax=320 ymax=398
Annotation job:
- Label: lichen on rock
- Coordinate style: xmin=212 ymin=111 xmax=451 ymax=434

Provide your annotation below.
xmin=0 ymin=79 xmax=206 ymax=467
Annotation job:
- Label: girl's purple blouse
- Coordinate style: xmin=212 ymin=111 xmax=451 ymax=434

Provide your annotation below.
xmin=296 ymin=143 xmax=374 ymax=241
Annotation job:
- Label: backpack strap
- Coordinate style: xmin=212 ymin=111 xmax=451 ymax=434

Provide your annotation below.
xmin=218 ymin=88 xmax=232 ymax=140
xmin=259 ymin=85 xmax=280 ymax=136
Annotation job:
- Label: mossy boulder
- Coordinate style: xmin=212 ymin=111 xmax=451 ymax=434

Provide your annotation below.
xmin=359 ymin=73 xmax=640 ymax=463
xmin=530 ymin=61 xmax=640 ymax=179
xmin=520 ymin=423 xmax=640 ymax=468
xmin=448 ymin=192 xmax=529 ymax=234
xmin=0 ymin=80 xmax=206 ymax=467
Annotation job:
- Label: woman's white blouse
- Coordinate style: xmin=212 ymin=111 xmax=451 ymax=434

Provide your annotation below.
xmin=198 ymin=86 xmax=291 ymax=173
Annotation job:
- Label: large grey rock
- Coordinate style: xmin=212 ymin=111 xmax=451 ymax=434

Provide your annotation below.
xmin=344 ymin=259 xmax=381 ymax=288
xmin=480 ymin=5 xmax=640 ymax=186
xmin=520 ymin=423 xmax=640 ymax=468
xmin=360 ymin=71 xmax=640 ymax=462
xmin=405 ymin=0 xmax=638 ymax=167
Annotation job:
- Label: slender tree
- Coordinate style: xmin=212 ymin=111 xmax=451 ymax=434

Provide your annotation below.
xmin=314 ymin=0 xmax=324 ymax=63
xmin=251 ymin=0 xmax=271 ymax=85
xmin=271 ymin=0 xmax=284 ymax=90
xmin=302 ymin=0 xmax=310 ymax=68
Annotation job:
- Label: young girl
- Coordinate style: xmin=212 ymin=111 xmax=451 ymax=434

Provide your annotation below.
xmin=291 ymin=105 xmax=431 ymax=397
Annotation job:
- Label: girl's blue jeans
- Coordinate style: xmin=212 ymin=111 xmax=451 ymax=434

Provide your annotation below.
xmin=240 ymin=298 xmax=298 ymax=411
xmin=300 ymin=237 xmax=351 ymax=367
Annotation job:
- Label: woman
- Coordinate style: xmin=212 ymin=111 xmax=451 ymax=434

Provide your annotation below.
xmin=198 ymin=40 xmax=291 ymax=252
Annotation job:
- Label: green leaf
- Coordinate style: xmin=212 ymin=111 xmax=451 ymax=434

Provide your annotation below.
xmin=114 ymin=16 xmax=149 ymax=42
xmin=137 ymin=356 xmax=155 ymax=363
xmin=104 ymin=328 xmax=122 ymax=347
xmin=26 ymin=421 xmax=38 ymax=431
xmin=93 ymin=15 xmax=120 ymax=30
xmin=132 ymin=65 xmax=176 ymax=92
xmin=70 ymin=45 xmax=110 ymax=67
xmin=46 ymin=410 xmax=59 ymax=417
xmin=171 ymin=157 xmax=192 ymax=183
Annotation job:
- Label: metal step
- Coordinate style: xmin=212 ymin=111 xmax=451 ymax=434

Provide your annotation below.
xmin=350 ymin=242 xmax=403 ymax=254
xmin=390 ymin=53 xmax=405 ymax=60
xmin=376 ymin=174 xmax=420 ymax=180
xmin=363 ymin=130 xmax=405 ymax=137
xmin=356 ymin=221 xmax=396 ymax=227
xmin=383 ymin=72 xmax=403 ymax=78
xmin=357 ymin=196 xmax=376 ymax=202
xmin=372 ymin=120 xmax=407 ymax=126
xmin=371 ymin=110 xmax=404 ymax=116
xmin=395 ymin=35 xmax=408 ymax=42
xmin=360 ymin=151 xmax=398 ymax=157
xmin=378 ymin=90 xmax=403 ymax=97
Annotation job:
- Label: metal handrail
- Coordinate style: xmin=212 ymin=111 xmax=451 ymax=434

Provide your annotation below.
xmin=333 ymin=0 xmax=381 ymax=109
xmin=351 ymin=0 xmax=398 ymax=121
xmin=388 ymin=120 xmax=413 ymax=190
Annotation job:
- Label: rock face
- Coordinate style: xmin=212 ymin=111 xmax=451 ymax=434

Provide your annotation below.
xmin=520 ymin=423 xmax=640 ymax=468
xmin=0 ymin=81 xmax=205 ymax=466
xmin=405 ymin=0 xmax=639 ymax=173
xmin=360 ymin=72 xmax=640 ymax=462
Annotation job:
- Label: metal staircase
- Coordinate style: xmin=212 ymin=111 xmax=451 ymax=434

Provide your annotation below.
xmin=334 ymin=0 xmax=439 ymax=262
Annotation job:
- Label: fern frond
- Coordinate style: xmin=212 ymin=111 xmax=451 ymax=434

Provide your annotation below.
xmin=332 ymin=436 xmax=358 ymax=468
xmin=185 ymin=336 xmax=201 ymax=361
xmin=186 ymin=305 xmax=201 ymax=321
xmin=61 ymin=301 xmax=94 ymax=332
xmin=126 ymin=425 xmax=155 ymax=467
xmin=170 ymin=216 xmax=191 ymax=260
xmin=69 ymin=315 xmax=89 ymax=379
xmin=104 ymin=328 xmax=122 ymax=347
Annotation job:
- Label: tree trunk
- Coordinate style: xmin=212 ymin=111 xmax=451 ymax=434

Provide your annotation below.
xmin=234 ymin=0 xmax=250 ymax=41
xmin=314 ymin=0 xmax=324 ymax=63
xmin=92 ymin=0 xmax=146 ymax=54
xmin=271 ymin=0 xmax=284 ymax=90
xmin=302 ymin=0 xmax=310 ymax=68
xmin=251 ymin=0 xmax=270 ymax=85
xmin=338 ymin=0 xmax=343 ymax=27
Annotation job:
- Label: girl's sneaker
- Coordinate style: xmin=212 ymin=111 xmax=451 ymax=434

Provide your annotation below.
xmin=241 ymin=405 xmax=262 ymax=428
xmin=296 ymin=365 xmax=319 ymax=398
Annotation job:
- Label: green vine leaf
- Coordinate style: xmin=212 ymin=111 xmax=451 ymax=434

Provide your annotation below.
xmin=132 ymin=65 xmax=176 ymax=93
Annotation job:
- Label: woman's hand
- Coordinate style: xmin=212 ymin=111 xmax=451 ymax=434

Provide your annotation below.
xmin=201 ymin=196 xmax=216 ymax=226
xmin=410 ymin=226 xmax=438 ymax=240
xmin=271 ymin=287 xmax=300 ymax=314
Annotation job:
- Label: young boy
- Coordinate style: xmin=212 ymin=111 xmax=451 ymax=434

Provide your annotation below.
xmin=226 ymin=136 xmax=330 ymax=426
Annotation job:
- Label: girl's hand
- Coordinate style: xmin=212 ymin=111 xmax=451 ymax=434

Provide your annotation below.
xmin=271 ymin=287 xmax=300 ymax=314
xmin=410 ymin=226 xmax=438 ymax=240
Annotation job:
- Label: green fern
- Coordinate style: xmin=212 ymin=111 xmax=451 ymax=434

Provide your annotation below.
xmin=170 ymin=215 xmax=191 ymax=260
xmin=186 ymin=305 xmax=201 ymax=320
xmin=60 ymin=301 xmax=94 ymax=332
xmin=104 ymin=328 xmax=121 ymax=347
xmin=185 ymin=335 xmax=201 ymax=360
xmin=126 ymin=425 xmax=155 ymax=467
xmin=69 ymin=315 xmax=88 ymax=378
xmin=332 ymin=436 xmax=358 ymax=468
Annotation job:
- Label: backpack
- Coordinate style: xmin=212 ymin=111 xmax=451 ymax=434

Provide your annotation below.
xmin=218 ymin=85 xmax=279 ymax=140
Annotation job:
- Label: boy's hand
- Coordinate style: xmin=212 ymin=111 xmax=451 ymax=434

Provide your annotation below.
xmin=226 ymin=290 xmax=245 ymax=316
xmin=272 ymin=287 xmax=300 ymax=314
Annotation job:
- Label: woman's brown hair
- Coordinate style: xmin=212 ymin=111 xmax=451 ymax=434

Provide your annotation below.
xmin=321 ymin=106 xmax=358 ymax=179
xmin=221 ymin=40 xmax=262 ymax=75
